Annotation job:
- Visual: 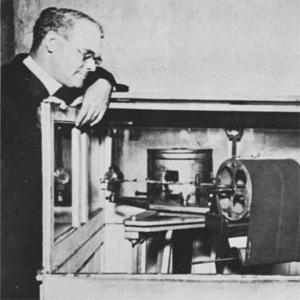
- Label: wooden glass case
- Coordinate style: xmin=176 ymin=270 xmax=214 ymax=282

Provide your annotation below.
xmin=38 ymin=102 xmax=300 ymax=300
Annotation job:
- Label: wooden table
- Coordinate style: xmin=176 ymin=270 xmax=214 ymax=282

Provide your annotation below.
xmin=124 ymin=210 xmax=206 ymax=273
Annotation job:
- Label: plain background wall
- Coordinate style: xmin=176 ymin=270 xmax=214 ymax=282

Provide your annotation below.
xmin=4 ymin=0 xmax=300 ymax=193
xmin=1 ymin=0 xmax=14 ymax=64
xmin=5 ymin=0 xmax=299 ymax=189
xmin=13 ymin=0 xmax=300 ymax=99
xmin=111 ymin=127 xmax=300 ymax=197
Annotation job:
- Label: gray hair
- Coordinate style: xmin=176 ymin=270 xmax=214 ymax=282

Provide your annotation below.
xmin=30 ymin=7 xmax=104 ymax=52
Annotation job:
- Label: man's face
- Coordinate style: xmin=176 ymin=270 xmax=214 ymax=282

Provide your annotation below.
xmin=52 ymin=20 xmax=103 ymax=87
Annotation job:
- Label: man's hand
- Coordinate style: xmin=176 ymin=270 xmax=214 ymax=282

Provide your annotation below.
xmin=43 ymin=96 xmax=68 ymax=110
xmin=74 ymin=79 xmax=112 ymax=127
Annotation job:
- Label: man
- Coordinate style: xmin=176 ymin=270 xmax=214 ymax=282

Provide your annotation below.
xmin=1 ymin=7 xmax=120 ymax=299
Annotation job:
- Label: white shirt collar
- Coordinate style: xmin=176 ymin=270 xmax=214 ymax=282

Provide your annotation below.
xmin=23 ymin=56 xmax=62 ymax=96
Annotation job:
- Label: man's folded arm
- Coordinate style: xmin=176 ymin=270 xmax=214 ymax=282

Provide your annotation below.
xmin=53 ymin=66 xmax=116 ymax=105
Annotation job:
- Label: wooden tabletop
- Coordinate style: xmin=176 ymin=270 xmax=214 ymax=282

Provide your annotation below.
xmin=124 ymin=210 xmax=206 ymax=234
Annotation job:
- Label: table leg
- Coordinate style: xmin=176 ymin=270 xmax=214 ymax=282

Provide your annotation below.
xmin=131 ymin=239 xmax=147 ymax=273
xmin=158 ymin=230 xmax=173 ymax=274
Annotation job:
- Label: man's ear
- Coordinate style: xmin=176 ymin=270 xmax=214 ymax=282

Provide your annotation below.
xmin=44 ymin=31 xmax=60 ymax=53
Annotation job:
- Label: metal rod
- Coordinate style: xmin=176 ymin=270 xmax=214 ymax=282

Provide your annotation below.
xmin=191 ymin=257 xmax=237 ymax=265
xmin=100 ymin=178 xmax=217 ymax=187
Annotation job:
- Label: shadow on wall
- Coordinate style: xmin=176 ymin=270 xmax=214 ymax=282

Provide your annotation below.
xmin=1 ymin=0 xmax=15 ymax=64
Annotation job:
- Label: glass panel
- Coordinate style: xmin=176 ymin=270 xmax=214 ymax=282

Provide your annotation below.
xmin=54 ymin=123 xmax=73 ymax=239
xmin=88 ymin=132 xmax=103 ymax=218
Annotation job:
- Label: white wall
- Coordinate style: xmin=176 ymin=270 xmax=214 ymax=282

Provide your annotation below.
xmin=14 ymin=0 xmax=300 ymax=99
xmin=112 ymin=128 xmax=300 ymax=197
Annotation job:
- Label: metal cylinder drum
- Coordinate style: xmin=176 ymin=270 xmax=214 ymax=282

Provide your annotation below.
xmin=216 ymin=158 xmax=300 ymax=221
xmin=147 ymin=148 xmax=213 ymax=206
xmin=216 ymin=158 xmax=300 ymax=267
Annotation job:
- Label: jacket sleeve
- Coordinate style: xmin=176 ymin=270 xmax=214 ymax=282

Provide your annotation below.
xmin=53 ymin=67 xmax=116 ymax=105
xmin=84 ymin=67 xmax=117 ymax=90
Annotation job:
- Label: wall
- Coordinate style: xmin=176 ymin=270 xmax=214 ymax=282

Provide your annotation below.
xmin=1 ymin=0 xmax=14 ymax=64
xmin=112 ymin=127 xmax=300 ymax=197
xmin=14 ymin=0 xmax=300 ymax=99
xmin=112 ymin=125 xmax=300 ymax=276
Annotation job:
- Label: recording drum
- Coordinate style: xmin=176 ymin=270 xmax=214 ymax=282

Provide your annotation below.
xmin=211 ymin=158 xmax=300 ymax=269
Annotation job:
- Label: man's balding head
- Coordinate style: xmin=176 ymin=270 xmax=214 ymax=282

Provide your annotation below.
xmin=31 ymin=7 xmax=104 ymax=53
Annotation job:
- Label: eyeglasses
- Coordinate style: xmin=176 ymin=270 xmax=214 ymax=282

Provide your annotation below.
xmin=58 ymin=34 xmax=103 ymax=67
xmin=76 ymin=49 xmax=103 ymax=67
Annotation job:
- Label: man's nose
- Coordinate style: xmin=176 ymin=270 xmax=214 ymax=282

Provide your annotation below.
xmin=84 ymin=58 xmax=96 ymax=72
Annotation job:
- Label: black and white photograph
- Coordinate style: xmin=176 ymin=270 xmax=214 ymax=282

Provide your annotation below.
xmin=1 ymin=1 xmax=300 ymax=299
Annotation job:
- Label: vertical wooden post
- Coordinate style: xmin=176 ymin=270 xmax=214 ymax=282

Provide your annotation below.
xmin=80 ymin=132 xmax=89 ymax=223
xmin=72 ymin=128 xmax=81 ymax=228
xmin=41 ymin=103 xmax=55 ymax=272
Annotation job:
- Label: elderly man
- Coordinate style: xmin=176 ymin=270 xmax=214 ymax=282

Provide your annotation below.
xmin=1 ymin=7 xmax=121 ymax=299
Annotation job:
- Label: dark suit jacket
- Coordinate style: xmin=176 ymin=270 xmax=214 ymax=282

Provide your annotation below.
xmin=1 ymin=53 xmax=116 ymax=299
